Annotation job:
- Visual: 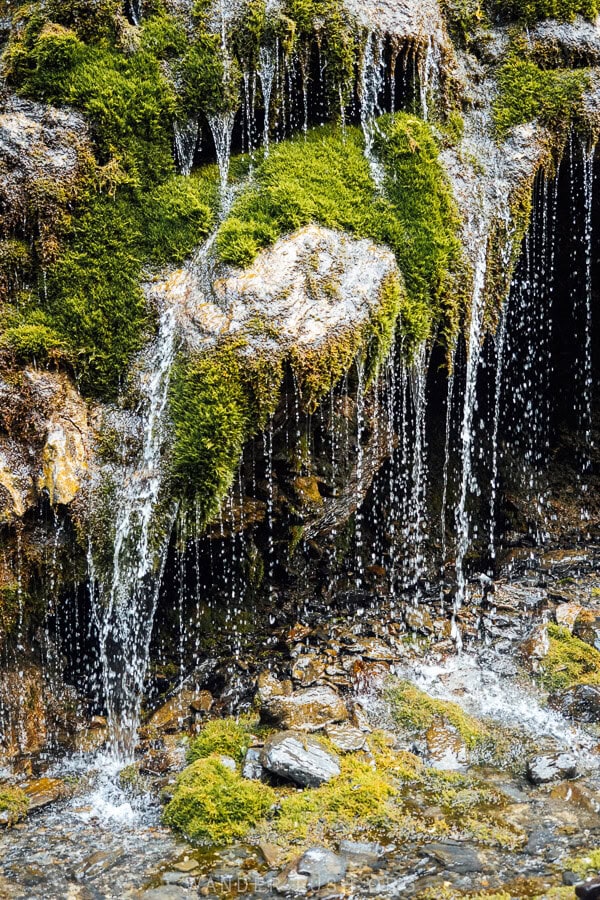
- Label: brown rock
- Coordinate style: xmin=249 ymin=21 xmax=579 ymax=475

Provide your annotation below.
xmin=325 ymin=723 xmax=367 ymax=753
xmin=555 ymin=602 xmax=584 ymax=631
xmin=292 ymin=654 xmax=326 ymax=687
xmin=519 ymin=624 xmax=549 ymax=672
xmin=147 ymin=690 xmax=196 ymax=732
xmin=23 ymin=778 xmax=69 ymax=811
xmin=189 ymin=691 xmax=213 ymax=714
xmin=261 ymin=685 xmax=349 ymax=732
xmin=257 ymin=671 xmax=293 ymax=703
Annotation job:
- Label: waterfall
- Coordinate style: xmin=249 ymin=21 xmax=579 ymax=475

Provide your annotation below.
xmin=360 ymin=32 xmax=385 ymax=186
xmin=208 ymin=110 xmax=236 ymax=200
xmin=174 ymin=117 xmax=199 ymax=176
xmin=420 ymin=36 xmax=441 ymax=122
xmin=453 ymin=240 xmax=488 ymax=643
xmin=580 ymin=141 xmax=596 ymax=518
xmin=258 ymin=45 xmax=277 ymax=154
xmin=92 ymin=305 xmax=179 ymax=761
xmin=128 ymin=0 xmax=141 ymax=26
xmin=440 ymin=346 xmax=456 ymax=574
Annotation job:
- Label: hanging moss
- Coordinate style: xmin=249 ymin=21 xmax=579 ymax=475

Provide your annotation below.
xmin=217 ymin=118 xmax=466 ymax=348
xmin=488 ymin=0 xmax=599 ymax=25
xmin=169 ymin=337 xmax=283 ymax=520
xmin=494 ymin=45 xmax=591 ymax=137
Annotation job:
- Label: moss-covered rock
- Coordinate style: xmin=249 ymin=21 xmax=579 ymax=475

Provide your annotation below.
xmin=187 ymin=718 xmax=253 ymax=766
xmin=538 ymin=624 xmax=600 ymax=691
xmin=0 ymin=786 xmax=30 ymax=826
xmin=162 ymin=756 xmax=275 ymax=844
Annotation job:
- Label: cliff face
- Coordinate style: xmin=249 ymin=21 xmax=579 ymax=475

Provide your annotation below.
xmin=0 ymin=0 xmax=599 ymax=755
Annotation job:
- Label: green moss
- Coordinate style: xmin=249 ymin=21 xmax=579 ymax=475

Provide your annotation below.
xmin=162 ymin=757 xmax=275 ymax=844
xmin=218 ymin=118 xmax=465 ymax=349
xmin=388 ymin=680 xmax=490 ymax=749
xmin=488 ymin=0 xmax=599 ymax=25
xmin=539 ymin=624 xmax=600 ymax=691
xmin=0 ymin=787 xmax=29 ymax=825
xmin=494 ymin=45 xmax=591 ymax=137
xmin=563 ymin=848 xmax=600 ymax=877
xmin=386 ymin=680 xmax=524 ymax=770
xmin=169 ymin=338 xmax=283 ymax=519
xmin=187 ymin=718 xmax=253 ymax=766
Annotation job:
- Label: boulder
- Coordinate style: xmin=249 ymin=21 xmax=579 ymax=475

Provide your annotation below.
xmin=554 ymin=684 xmax=600 ymax=723
xmin=526 ymin=752 xmax=579 ymax=785
xmin=577 ymin=877 xmax=600 ymax=899
xmin=422 ymin=841 xmax=485 ymax=874
xmin=261 ymin=731 xmax=340 ymax=787
xmin=260 ymin=685 xmax=349 ymax=732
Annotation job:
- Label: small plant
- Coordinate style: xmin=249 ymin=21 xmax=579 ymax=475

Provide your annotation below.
xmin=0 ymin=787 xmax=30 ymax=825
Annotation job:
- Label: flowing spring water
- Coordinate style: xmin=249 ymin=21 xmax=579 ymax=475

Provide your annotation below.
xmin=208 ymin=109 xmax=237 ymax=200
xmin=92 ymin=305 xmax=179 ymax=760
xmin=453 ymin=239 xmax=488 ymax=640
xmin=580 ymin=140 xmax=596 ymax=518
xmin=420 ymin=36 xmax=441 ymax=122
xmin=360 ymin=31 xmax=385 ymax=186
xmin=258 ymin=45 xmax=277 ymax=153
xmin=174 ymin=116 xmax=199 ymax=176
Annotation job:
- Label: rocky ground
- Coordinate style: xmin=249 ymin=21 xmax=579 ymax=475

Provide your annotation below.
xmin=1 ymin=547 xmax=600 ymax=898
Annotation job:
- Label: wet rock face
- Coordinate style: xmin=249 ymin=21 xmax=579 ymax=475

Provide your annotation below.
xmin=0 ymin=93 xmax=90 ymax=264
xmin=260 ymin=685 xmax=349 ymax=732
xmin=261 ymin=731 xmax=341 ymax=787
xmin=152 ymin=225 xmax=398 ymax=357
xmin=554 ymin=684 xmax=600 ymax=723
xmin=0 ymin=368 xmax=90 ymax=522
xmin=526 ymin=752 xmax=579 ymax=785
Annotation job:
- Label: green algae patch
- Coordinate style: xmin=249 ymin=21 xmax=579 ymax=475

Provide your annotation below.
xmin=563 ymin=848 xmax=600 ymax=878
xmin=0 ymin=786 xmax=29 ymax=825
xmin=255 ymin=733 xmax=523 ymax=857
xmin=187 ymin=718 xmax=253 ymax=766
xmin=539 ymin=624 xmax=600 ymax=692
xmin=163 ymin=757 xmax=276 ymax=845
xmin=217 ymin=118 xmax=466 ymax=351
xmin=494 ymin=47 xmax=591 ymax=138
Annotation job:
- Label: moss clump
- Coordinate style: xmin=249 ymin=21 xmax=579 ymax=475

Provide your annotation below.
xmin=218 ymin=118 xmax=465 ymax=349
xmin=1 ymin=4 xmax=219 ymax=395
xmin=388 ymin=680 xmax=490 ymax=749
xmin=162 ymin=757 xmax=275 ymax=844
xmin=563 ymin=848 xmax=600 ymax=877
xmin=494 ymin=46 xmax=591 ymax=137
xmin=257 ymin=733 xmax=521 ymax=856
xmin=539 ymin=624 xmax=600 ymax=692
xmin=187 ymin=718 xmax=253 ymax=766
xmin=169 ymin=339 xmax=283 ymax=521
xmin=0 ymin=787 xmax=29 ymax=825
xmin=387 ymin=680 xmax=524 ymax=770
xmin=489 ymin=0 xmax=598 ymax=25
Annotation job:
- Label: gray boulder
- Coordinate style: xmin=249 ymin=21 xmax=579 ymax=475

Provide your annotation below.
xmin=261 ymin=731 xmax=340 ymax=787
